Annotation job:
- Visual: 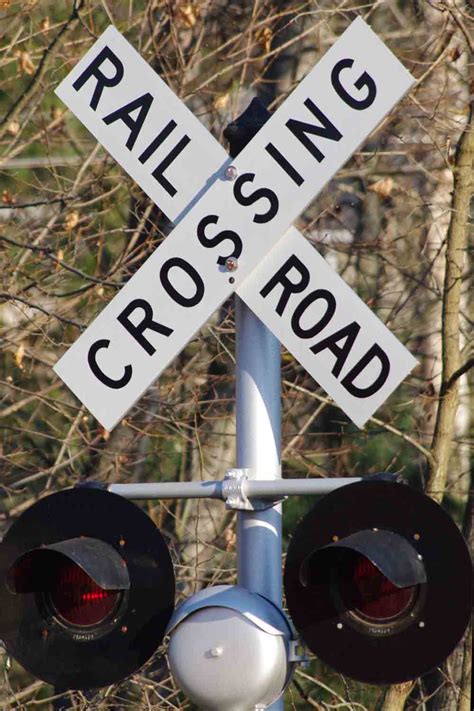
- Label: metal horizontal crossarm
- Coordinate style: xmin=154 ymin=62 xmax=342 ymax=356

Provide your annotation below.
xmin=108 ymin=476 xmax=361 ymax=506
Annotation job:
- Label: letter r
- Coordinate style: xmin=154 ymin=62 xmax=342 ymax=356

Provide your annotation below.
xmin=260 ymin=255 xmax=310 ymax=316
xmin=73 ymin=45 xmax=124 ymax=111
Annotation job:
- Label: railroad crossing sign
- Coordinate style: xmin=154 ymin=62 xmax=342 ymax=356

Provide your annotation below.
xmin=54 ymin=18 xmax=417 ymax=431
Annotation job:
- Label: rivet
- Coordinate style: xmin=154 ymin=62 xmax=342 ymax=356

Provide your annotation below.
xmin=414 ymin=533 xmax=421 ymax=540
xmin=373 ymin=527 xmax=379 ymax=532
xmin=336 ymin=622 xmax=343 ymax=630
xmin=121 ymin=625 xmax=128 ymax=634
xmin=224 ymin=165 xmax=238 ymax=180
xmin=229 ymin=276 xmax=235 ymax=284
xmin=418 ymin=621 xmax=425 ymax=628
xmin=119 ymin=537 xmax=126 ymax=547
xmin=225 ymin=256 xmax=238 ymax=272
xmin=417 ymin=554 xmax=423 ymax=560
xmin=331 ymin=535 xmax=339 ymax=542
xmin=209 ymin=646 xmax=223 ymax=657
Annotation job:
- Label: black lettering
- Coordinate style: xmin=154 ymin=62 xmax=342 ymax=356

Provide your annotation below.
xmin=151 ymin=135 xmax=191 ymax=197
xmin=160 ymin=257 xmax=204 ymax=307
xmin=265 ymin=142 xmax=304 ymax=186
xmin=88 ymin=339 xmax=132 ymax=389
xmin=117 ymin=298 xmax=173 ymax=356
xmin=139 ymin=120 xmax=176 ymax=163
xmin=310 ymin=321 xmax=360 ymax=377
xmin=197 ymin=214 xmax=242 ymax=266
xmin=341 ymin=344 xmax=390 ymax=397
xmin=287 ymin=98 xmax=342 ymax=163
xmin=331 ymin=58 xmax=377 ymax=111
xmin=72 ymin=46 xmax=124 ymax=111
xmin=260 ymin=255 xmax=309 ymax=316
xmin=103 ymin=92 xmax=153 ymax=150
xmin=233 ymin=173 xmax=279 ymax=224
xmin=291 ymin=289 xmax=336 ymax=339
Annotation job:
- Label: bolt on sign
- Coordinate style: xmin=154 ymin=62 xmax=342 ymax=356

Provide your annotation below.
xmin=54 ymin=18 xmax=417 ymax=431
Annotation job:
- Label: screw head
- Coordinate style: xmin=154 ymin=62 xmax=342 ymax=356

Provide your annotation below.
xmin=225 ymin=256 xmax=238 ymax=272
xmin=224 ymin=165 xmax=238 ymax=180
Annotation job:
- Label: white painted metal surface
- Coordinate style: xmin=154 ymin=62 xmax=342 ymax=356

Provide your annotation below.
xmin=55 ymin=25 xmax=227 ymax=223
xmin=54 ymin=18 xmax=414 ymax=431
xmin=239 ymin=228 xmax=418 ymax=427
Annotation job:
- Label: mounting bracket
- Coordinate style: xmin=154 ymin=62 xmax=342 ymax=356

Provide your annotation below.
xmin=222 ymin=469 xmax=286 ymax=511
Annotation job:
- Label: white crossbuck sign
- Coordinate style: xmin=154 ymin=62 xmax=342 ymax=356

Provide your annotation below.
xmin=54 ymin=18 xmax=417 ymax=431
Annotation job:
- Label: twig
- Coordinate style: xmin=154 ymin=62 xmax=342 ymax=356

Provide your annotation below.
xmin=0 ymin=1 xmax=85 ymax=141
xmin=283 ymin=379 xmax=435 ymax=465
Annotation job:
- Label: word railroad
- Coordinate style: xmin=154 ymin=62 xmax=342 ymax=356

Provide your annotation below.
xmin=54 ymin=18 xmax=417 ymax=431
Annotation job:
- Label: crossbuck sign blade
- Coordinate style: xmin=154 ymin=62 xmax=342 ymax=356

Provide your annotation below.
xmin=54 ymin=18 xmax=417 ymax=431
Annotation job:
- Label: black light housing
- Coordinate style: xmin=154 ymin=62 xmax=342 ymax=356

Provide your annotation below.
xmin=284 ymin=480 xmax=472 ymax=684
xmin=0 ymin=488 xmax=175 ymax=690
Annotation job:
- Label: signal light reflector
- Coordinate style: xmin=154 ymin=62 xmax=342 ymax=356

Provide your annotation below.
xmin=0 ymin=488 xmax=175 ymax=690
xmin=284 ymin=480 xmax=473 ymax=684
xmin=337 ymin=553 xmax=418 ymax=622
xmin=49 ymin=559 xmax=122 ymax=627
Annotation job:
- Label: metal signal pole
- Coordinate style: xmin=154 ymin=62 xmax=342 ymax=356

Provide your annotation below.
xmin=226 ymin=99 xmax=284 ymax=710
xmin=235 ymin=297 xmax=282 ymax=606
xmin=235 ymin=297 xmax=283 ymax=710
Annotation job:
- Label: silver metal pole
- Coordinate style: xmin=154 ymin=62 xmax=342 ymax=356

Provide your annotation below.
xmin=235 ymin=295 xmax=284 ymax=711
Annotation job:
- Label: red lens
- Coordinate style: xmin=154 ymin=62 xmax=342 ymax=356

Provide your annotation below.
xmin=48 ymin=559 xmax=121 ymax=627
xmin=338 ymin=554 xmax=417 ymax=621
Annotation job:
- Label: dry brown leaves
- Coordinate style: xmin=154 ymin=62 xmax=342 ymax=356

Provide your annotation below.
xmin=64 ymin=211 xmax=79 ymax=231
xmin=176 ymin=2 xmax=199 ymax=28
xmin=15 ymin=343 xmax=25 ymax=369
xmin=2 ymin=189 xmax=16 ymax=205
xmin=6 ymin=120 xmax=20 ymax=136
xmin=16 ymin=50 xmax=35 ymax=75
xmin=368 ymin=177 xmax=394 ymax=198
xmin=214 ymin=93 xmax=230 ymax=111
xmin=256 ymin=26 xmax=272 ymax=55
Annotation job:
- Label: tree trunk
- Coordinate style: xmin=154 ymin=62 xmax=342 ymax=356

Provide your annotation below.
xmin=424 ymin=100 xmax=473 ymax=711
xmin=380 ymin=681 xmax=415 ymax=711
xmin=425 ymin=102 xmax=473 ymax=501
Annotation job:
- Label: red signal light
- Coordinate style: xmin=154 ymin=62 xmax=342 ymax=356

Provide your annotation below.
xmin=337 ymin=554 xmax=418 ymax=622
xmin=48 ymin=559 xmax=121 ymax=627
xmin=284 ymin=481 xmax=473 ymax=684
xmin=0 ymin=488 xmax=175 ymax=690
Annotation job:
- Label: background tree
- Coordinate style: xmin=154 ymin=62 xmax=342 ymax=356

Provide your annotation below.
xmin=1 ymin=1 xmax=472 ymax=709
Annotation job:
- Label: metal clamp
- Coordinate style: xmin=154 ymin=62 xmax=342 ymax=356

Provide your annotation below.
xmin=223 ymin=469 xmax=286 ymax=511
xmin=288 ymin=639 xmax=310 ymax=666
